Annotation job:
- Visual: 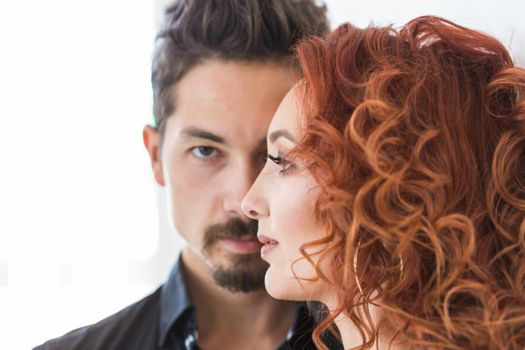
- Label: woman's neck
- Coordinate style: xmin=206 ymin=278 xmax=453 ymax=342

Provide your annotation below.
xmin=331 ymin=302 xmax=406 ymax=350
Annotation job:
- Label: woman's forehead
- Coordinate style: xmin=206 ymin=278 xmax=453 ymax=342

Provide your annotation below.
xmin=268 ymin=85 xmax=305 ymax=139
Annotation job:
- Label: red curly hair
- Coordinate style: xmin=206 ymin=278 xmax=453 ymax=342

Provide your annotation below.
xmin=293 ymin=16 xmax=525 ymax=349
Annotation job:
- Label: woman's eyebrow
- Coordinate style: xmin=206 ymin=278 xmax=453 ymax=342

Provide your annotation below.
xmin=269 ymin=129 xmax=296 ymax=144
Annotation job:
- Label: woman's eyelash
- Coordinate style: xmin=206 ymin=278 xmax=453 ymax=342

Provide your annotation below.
xmin=267 ymin=154 xmax=294 ymax=174
xmin=267 ymin=154 xmax=282 ymax=164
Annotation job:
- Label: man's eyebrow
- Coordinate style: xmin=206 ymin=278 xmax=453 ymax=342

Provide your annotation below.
xmin=181 ymin=127 xmax=226 ymax=144
xmin=269 ymin=129 xmax=296 ymax=143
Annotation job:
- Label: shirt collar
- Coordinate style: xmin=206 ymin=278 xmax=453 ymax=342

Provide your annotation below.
xmin=158 ymin=255 xmax=318 ymax=349
xmin=158 ymin=255 xmax=193 ymax=347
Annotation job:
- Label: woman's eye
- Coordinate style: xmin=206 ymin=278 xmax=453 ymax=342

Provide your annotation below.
xmin=267 ymin=154 xmax=295 ymax=175
xmin=191 ymin=146 xmax=218 ymax=159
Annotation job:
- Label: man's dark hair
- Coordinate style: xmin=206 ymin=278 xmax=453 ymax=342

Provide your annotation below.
xmin=151 ymin=0 xmax=329 ymax=134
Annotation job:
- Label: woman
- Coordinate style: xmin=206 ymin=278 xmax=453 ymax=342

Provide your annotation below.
xmin=242 ymin=16 xmax=525 ymax=349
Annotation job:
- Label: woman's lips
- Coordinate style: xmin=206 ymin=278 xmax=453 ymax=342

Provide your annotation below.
xmin=258 ymin=234 xmax=279 ymax=259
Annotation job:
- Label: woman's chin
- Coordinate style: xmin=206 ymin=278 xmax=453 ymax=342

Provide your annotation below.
xmin=265 ymin=271 xmax=297 ymax=300
xmin=264 ymin=270 xmax=316 ymax=301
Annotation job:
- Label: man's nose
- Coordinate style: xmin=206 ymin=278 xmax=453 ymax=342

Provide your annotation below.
xmin=222 ymin=161 xmax=259 ymax=218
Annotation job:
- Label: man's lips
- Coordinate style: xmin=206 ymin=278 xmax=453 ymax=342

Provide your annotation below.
xmin=220 ymin=235 xmax=262 ymax=253
xmin=257 ymin=234 xmax=279 ymax=259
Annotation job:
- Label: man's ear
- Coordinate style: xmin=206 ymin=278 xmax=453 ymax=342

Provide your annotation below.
xmin=143 ymin=125 xmax=165 ymax=186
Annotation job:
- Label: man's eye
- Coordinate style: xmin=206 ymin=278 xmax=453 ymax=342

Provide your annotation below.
xmin=191 ymin=146 xmax=218 ymax=159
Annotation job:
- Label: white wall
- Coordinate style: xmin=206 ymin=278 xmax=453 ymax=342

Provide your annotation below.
xmin=0 ymin=1 xmax=167 ymax=349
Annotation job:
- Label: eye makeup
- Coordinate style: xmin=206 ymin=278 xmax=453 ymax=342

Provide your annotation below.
xmin=267 ymin=153 xmax=283 ymax=164
xmin=267 ymin=153 xmax=295 ymax=175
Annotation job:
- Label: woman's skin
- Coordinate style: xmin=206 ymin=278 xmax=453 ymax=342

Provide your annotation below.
xmin=242 ymin=85 xmax=330 ymax=302
xmin=242 ymin=85 xmax=398 ymax=349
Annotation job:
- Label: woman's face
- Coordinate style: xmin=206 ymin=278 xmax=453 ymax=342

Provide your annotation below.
xmin=241 ymin=86 xmax=331 ymax=301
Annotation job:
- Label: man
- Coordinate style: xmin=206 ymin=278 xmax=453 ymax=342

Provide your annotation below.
xmin=34 ymin=0 xmax=330 ymax=349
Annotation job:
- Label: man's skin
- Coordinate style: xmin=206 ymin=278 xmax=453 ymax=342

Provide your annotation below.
xmin=143 ymin=60 xmax=300 ymax=349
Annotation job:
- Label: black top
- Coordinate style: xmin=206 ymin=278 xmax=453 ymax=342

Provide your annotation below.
xmin=34 ymin=256 xmax=338 ymax=350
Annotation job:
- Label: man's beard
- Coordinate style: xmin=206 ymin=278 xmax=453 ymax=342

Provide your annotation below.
xmin=202 ymin=218 xmax=268 ymax=293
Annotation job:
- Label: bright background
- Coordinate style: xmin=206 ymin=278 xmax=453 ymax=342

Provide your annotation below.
xmin=0 ymin=1 xmax=523 ymax=349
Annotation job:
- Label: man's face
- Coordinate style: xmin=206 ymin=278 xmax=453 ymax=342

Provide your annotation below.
xmin=145 ymin=60 xmax=298 ymax=292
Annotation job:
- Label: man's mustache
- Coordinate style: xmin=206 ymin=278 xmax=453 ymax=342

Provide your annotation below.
xmin=203 ymin=218 xmax=258 ymax=249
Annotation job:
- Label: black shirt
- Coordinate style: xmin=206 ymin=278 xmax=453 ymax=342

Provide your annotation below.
xmin=34 ymin=257 xmax=335 ymax=350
